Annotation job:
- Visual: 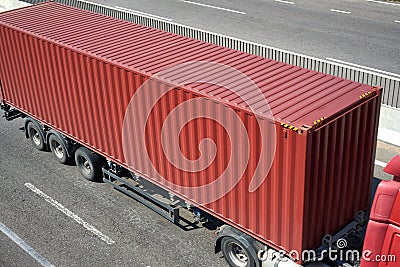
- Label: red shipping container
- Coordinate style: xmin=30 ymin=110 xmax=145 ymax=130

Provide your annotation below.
xmin=0 ymin=2 xmax=382 ymax=258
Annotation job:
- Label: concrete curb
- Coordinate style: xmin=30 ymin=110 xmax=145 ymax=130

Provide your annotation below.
xmin=378 ymin=105 xmax=400 ymax=147
xmin=0 ymin=0 xmax=30 ymax=12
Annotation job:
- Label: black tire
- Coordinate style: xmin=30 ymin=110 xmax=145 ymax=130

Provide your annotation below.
xmin=75 ymin=147 xmax=104 ymax=181
xmin=49 ymin=134 xmax=69 ymax=164
xmin=221 ymin=237 xmax=255 ymax=267
xmin=27 ymin=122 xmax=46 ymax=151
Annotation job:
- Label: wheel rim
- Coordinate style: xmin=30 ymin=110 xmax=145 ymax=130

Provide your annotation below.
xmin=78 ymin=155 xmax=91 ymax=175
xmin=51 ymin=140 xmax=64 ymax=159
xmin=227 ymin=242 xmax=248 ymax=267
xmin=30 ymin=128 xmax=41 ymax=146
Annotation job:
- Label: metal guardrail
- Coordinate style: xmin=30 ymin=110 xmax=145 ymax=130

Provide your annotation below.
xmin=19 ymin=0 xmax=400 ymax=108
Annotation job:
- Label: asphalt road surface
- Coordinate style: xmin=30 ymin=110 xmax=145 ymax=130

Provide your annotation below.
xmin=0 ymin=118 xmax=227 ymax=267
xmin=90 ymin=0 xmax=400 ymax=75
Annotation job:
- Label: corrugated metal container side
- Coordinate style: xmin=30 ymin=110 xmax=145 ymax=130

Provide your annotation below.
xmin=0 ymin=3 xmax=382 ymax=260
xmin=302 ymin=95 xmax=381 ymax=250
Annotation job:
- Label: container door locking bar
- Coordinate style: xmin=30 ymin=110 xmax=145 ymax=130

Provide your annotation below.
xmin=102 ymin=168 xmax=179 ymax=224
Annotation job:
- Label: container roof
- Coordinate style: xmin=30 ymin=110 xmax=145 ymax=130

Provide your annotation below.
xmin=0 ymin=2 xmax=376 ymax=129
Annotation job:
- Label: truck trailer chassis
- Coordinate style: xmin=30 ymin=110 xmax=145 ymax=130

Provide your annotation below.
xmin=0 ymin=2 xmax=392 ymax=266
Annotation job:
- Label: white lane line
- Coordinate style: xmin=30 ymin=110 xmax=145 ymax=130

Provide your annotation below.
xmin=326 ymin=57 xmax=400 ymax=78
xmin=366 ymin=0 xmax=400 ymax=6
xmin=180 ymin=0 xmax=246 ymax=14
xmin=375 ymin=160 xmax=387 ymax=168
xmin=24 ymin=183 xmax=115 ymax=245
xmin=0 ymin=222 xmax=55 ymax=267
xmin=114 ymin=6 xmax=172 ymax=21
xmin=275 ymin=0 xmax=295 ymax=4
xmin=330 ymin=9 xmax=351 ymax=14
xmin=395 ymin=20 xmax=400 ymax=23
xmin=77 ymin=0 xmax=173 ymax=21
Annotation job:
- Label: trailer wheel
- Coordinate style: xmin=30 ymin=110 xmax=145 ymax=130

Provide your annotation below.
xmin=27 ymin=122 xmax=46 ymax=151
xmin=75 ymin=147 xmax=104 ymax=182
xmin=49 ymin=134 xmax=69 ymax=164
xmin=221 ymin=237 xmax=255 ymax=267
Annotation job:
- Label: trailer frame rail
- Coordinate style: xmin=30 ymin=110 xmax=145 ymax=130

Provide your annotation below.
xmin=102 ymin=168 xmax=180 ymax=224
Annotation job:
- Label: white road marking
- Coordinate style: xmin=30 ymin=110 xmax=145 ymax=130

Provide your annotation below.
xmin=76 ymin=0 xmax=173 ymax=21
xmin=395 ymin=20 xmax=400 ymax=23
xmin=366 ymin=0 xmax=400 ymax=6
xmin=275 ymin=0 xmax=295 ymax=4
xmin=180 ymin=0 xmax=246 ymax=14
xmin=0 ymin=222 xmax=55 ymax=267
xmin=114 ymin=6 xmax=172 ymax=21
xmin=24 ymin=183 xmax=115 ymax=245
xmin=326 ymin=57 xmax=400 ymax=78
xmin=330 ymin=9 xmax=351 ymax=14
xmin=375 ymin=160 xmax=387 ymax=168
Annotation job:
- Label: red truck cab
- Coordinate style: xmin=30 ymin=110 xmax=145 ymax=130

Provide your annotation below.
xmin=361 ymin=155 xmax=400 ymax=267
